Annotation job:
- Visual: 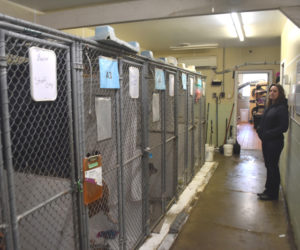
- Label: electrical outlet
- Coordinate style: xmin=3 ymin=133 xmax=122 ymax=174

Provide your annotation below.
xmin=212 ymin=93 xmax=217 ymax=98
xmin=219 ymin=92 xmax=225 ymax=98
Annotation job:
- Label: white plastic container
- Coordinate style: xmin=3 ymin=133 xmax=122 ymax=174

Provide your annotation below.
xmin=223 ymin=144 xmax=233 ymax=157
xmin=205 ymin=144 xmax=214 ymax=162
xmin=240 ymin=109 xmax=249 ymax=122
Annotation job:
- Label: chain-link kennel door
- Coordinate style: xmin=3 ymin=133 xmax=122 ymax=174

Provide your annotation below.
xmin=120 ymin=60 xmax=144 ymax=249
xmin=164 ymin=71 xmax=177 ymax=208
xmin=147 ymin=64 xmax=164 ymax=229
xmin=82 ymin=45 xmax=122 ymax=250
xmin=0 ymin=30 xmax=80 ymax=250
xmin=177 ymin=71 xmax=187 ymax=193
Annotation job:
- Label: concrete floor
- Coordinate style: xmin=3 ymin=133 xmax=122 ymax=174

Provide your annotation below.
xmin=171 ymin=150 xmax=296 ymax=250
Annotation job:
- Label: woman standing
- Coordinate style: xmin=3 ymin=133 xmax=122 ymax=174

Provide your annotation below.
xmin=257 ymin=84 xmax=289 ymax=201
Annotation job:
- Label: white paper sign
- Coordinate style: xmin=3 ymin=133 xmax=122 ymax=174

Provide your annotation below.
xmin=169 ymin=74 xmax=174 ymax=96
xmin=190 ymin=77 xmax=194 ymax=96
xmin=129 ymin=66 xmax=139 ymax=98
xmin=152 ymin=93 xmax=160 ymax=122
xmin=29 ymin=47 xmax=57 ymax=101
xmin=85 ymin=167 xmax=102 ymax=186
xmin=95 ymin=97 xmax=112 ymax=141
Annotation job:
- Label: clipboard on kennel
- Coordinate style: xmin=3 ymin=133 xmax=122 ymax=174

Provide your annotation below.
xmin=83 ymin=154 xmax=103 ymax=205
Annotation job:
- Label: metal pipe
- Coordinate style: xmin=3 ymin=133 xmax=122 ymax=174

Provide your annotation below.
xmin=122 ymin=153 xmax=143 ymax=166
xmin=66 ymin=48 xmax=82 ymax=250
xmin=191 ymin=76 xmax=195 ymax=177
xmin=5 ymin=30 xmax=69 ymax=49
xmin=0 ymin=13 xmax=97 ymax=45
xmin=141 ymin=61 xmax=150 ymax=236
xmin=120 ymin=58 xmax=144 ymax=67
xmin=184 ymin=73 xmax=189 ymax=185
xmin=0 ymin=21 xmax=72 ymax=43
xmin=70 ymin=41 xmax=86 ymax=250
xmin=0 ymin=127 xmax=13 ymax=250
xmin=0 ymin=30 xmax=21 ymax=250
xmin=174 ymin=70 xmax=179 ymax=199
xmin=116 ymin=58 xmax=125 ymax=250
xmin=161 ymin=77 xmax=166 ymax=213
xmin=17 ymin=189 xmax=72 ymax=222
xmin=77 ymin=42 xmax=90 ymax=250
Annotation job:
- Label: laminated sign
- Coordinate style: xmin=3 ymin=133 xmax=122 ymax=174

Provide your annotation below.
xmin=99 ymin=56 xmax=120 ymax=89
xmin=29 ymin=47 xmax=57 ymax=101
xmin=190 ymin=77 xmax=194 ymax=96
xmin=129 ymin=66 xmax=139 ymax=98
xmin=83 ymin=154 xmax=103 ymax=205
xmin=169 ymin=74 xmax=174 ymax=96
xmin=155 ymin=68 xmax=166 ymax=90
xmin=182 ymin=73 xmax=187 ymax=90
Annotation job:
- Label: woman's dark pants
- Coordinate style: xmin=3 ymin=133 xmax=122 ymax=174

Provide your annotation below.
xmin=262 ymin=139 xmax=284 ymax=198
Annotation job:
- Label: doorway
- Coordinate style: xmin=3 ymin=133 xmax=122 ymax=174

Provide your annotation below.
xmin=234 ymin=70 xmax=272 ymax=150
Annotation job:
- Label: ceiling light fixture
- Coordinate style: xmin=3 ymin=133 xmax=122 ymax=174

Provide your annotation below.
xmin=231 ymin=12 xmax=245 ymax=42
xmin=170 ymin=43 xmax=219 ymax=50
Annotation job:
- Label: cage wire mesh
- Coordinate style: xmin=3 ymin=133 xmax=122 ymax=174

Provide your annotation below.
xmin=0 ymin=17 xmax=207 ymax=250
xmin=82 ymin=46 xmax=120 ymax=250
xmin=194 ymin=86 xmax=201 ymax=172
xmin=187 ymin=76 xmax=194 ymax=182
xmin=165 ymin=72 xmax=176 ymax=207
xmin=3 ymin=33 xmax=80 ymax=250
xmin=147 ymin=64 xmax=164 ymax=229
xmin=121 ymin=61 xmax=144 ymax=249
xmin=200 ymin=96 xmax=206 ymax=166
xmin=177 ymin=72 xmax=186 ymax=193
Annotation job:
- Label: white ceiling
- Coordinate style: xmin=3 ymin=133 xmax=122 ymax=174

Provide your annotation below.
xmin=8 ymin=0 xmax=135 ymax=11
xmin=108 ymin=10 xmax=286 ymax=52
xmin=4 ymin=1 xmax=289 ymax=53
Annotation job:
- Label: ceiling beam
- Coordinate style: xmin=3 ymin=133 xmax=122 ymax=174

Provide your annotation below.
xmin=37 ymin=0 xmax=300 ymax=29
xmin=280 ymin=6 xmax=300 ymax=28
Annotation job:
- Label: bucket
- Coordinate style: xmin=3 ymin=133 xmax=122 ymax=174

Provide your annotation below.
xmin=240 ymin=109 xmax=249 ymax=122
xmin=205 ymin=144 xmax=214 ymax=162
xmin=223 ymin=144 xmax=233 ymax=157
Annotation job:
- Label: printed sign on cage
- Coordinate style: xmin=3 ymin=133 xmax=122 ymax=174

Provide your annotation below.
xmin=155 ymin=68 xmax=166 ymax=90
xmin=190 ymin=77 xmax=194 ymax=96
xmin=99 ymin=56 xmax=120 ymax=89
xmin=29 ymin=47 xmax=57 ymax=101
xmin=129 ymin=66 xmax=139 ymax=98
xmin=169 ymin=74 xmax=174 ymax=96
xmin=182 ymin=73 xmax=187 ymax=90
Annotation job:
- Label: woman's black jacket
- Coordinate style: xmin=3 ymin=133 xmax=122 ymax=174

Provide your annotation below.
xmin=257 ymin=99 xmax=289 ymax=142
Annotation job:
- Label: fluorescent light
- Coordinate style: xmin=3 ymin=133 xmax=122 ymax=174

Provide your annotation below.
xmin=170 ymin=43 xmax=219 ymax=50
xmin=231 ymin=12 xmax=245 ymax=42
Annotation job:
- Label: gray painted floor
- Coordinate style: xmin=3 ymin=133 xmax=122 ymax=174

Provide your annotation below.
xmin=171 ymin=150 xmax=296 ymax=250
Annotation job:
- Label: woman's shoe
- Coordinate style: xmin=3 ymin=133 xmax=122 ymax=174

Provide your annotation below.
xmin=258 ymin=194 xmax=278 ymax=201
xmin=257 ymin=190 xmax=267 ymax=196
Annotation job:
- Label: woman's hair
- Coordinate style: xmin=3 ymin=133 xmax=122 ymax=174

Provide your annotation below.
xmin=266 ymin=83 xmax=286 ymax=107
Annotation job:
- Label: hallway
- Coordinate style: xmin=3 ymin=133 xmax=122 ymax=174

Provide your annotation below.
xmin=237 ymin=123 xmax=262 ymax=150
xmin=171 ymin=150 xmax=296 ymax=250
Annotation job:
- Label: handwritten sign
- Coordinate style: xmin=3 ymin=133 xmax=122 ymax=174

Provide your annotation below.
xmin=29 ymin=47 xmax=57 ymax=101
